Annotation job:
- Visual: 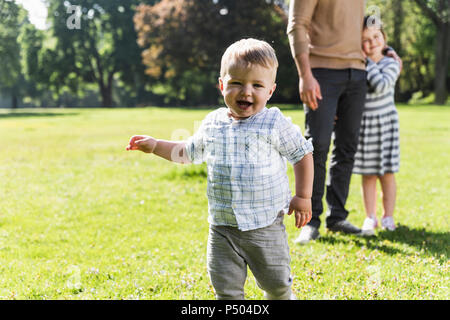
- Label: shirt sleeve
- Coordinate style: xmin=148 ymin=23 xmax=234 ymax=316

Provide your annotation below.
xmin=184 ymin=118 xmax=206 ymax=164
xmin=366 ymin=58 xmax=400 ymax=94
xmin=287 ymin=0 xmax=318 ymax=57
xmin=274 ymin=113 xmax=313 ymax=165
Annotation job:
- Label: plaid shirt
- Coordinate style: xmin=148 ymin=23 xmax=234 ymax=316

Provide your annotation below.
xmin=185 ymin=107 xmax=313 ymax=231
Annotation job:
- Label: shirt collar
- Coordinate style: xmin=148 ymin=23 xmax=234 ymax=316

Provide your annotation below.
xmin=226 ymin=107 xmax=268 ymax=123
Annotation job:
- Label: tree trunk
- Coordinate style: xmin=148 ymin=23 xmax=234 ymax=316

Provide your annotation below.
xmin=11 ymin=93 xmax=17 ymax=109
xmin=392 ymin=1 xmax=404 ymax=55
xmin=97 ymin=71 xmax=115 ymax=107
xmin=434 ymin=22 xmax=449 ymax=105
xmin=100 ymin=84 xmax=113 ymax=107
xmin=392 ymin=0 xmax=404 ymax=101
xmin=412 ymin=0 xmax=449 ymax=104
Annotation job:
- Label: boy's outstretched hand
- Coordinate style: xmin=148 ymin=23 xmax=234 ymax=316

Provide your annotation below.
xmin=126 ymin=135 xmax=157 ymax=153
xmin=288 ymin=196 xmax=312 ymax=228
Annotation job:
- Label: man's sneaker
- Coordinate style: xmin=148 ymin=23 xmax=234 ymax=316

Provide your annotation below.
xmin=293 ymin=225 xmax=320 ymax=245
xmin=361 ymin=216 xmax=378 ymax=236
xmin=381 ymin=216 xmax=396 ymax=231
xmin=327 ymin=220 xmax=362 ymax=235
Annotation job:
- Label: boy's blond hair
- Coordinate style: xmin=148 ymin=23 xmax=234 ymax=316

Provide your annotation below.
xmin=220 ymin=38 xmax=278 ymax=82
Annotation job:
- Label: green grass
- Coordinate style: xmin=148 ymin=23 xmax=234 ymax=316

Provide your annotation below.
xmin=0 ymin=104 xmax=448 ymax=300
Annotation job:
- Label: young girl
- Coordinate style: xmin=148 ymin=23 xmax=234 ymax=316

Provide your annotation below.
xmin=353 ymin=17 xmax=401 ymax=235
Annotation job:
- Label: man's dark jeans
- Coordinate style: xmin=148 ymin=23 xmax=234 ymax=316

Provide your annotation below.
xmin=304 ymin=68 xmax=367 ymax=229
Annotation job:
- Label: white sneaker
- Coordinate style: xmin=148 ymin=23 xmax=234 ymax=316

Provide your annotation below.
xmin=361 ymin=216 xmax=378 ymax=236
xmin=381 ymin=216 xmax=396 ymax=231
xmin=293 ymin=225 xmax=320 ymax=245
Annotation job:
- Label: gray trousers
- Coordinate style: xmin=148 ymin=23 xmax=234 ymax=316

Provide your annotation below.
xmin=207 ymin=214 xmax=293 ymax=300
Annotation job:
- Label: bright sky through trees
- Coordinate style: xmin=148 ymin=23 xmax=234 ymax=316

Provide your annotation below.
xmin=15 ymin=0 xmax=48 ymax=29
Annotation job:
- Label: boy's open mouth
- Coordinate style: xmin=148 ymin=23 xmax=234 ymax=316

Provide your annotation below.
xmin=237 ymin=100 xmax=253 ymax=109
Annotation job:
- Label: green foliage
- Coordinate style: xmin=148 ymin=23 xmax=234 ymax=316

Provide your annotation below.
xmin=0 ymin=105 xmax=448 ymax=299
xmin=3 ymin=0 xmax=447 ymax=107
xmin=0 ymin=0 xmax=38 ymax=108
xmin=34 ymin=0 xmax=150 ymax=106
xmin=135 ymin=0 xmax=297 ymax=106
xmin=0 ymin=0 xmax=21 ymax=88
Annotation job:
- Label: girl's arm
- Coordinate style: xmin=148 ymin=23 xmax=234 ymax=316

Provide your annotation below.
xmin=383 ymin=47 xmax=403 ymax=72
xmin=126 ymin=135 xmax=191 ymax=164
xmin=366 ymin=58 xmax=400 ymax=94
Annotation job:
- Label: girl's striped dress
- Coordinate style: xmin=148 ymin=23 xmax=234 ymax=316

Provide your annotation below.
xmin=353 ymin=56 xmax=401 ymax=175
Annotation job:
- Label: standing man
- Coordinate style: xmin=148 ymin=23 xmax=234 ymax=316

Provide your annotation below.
xmin=287 ymin=0 xmax=367 ymax=243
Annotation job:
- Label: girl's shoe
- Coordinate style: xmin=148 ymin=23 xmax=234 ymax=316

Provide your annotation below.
xmin=381 ymin=216 xmax=396 ymax=231
xmin=361 ymin=216 xmax=378 ymax=236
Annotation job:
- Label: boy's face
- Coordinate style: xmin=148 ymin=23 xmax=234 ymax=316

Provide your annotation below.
xmin=219 ymin=64 xmax=276 ymax=120
xmin=362 ymin=27 xmax=386 ymax=57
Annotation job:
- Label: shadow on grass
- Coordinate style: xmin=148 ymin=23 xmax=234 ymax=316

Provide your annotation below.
xmin=377 ymin=225 xmax=449 ymax=259
xmin=317 ymin=234 xmax=407 ymax=256
xmin=0 ymin=112 xmax=79 ymax=119
xmin=317 ymin=224 xmax=449 ymax=262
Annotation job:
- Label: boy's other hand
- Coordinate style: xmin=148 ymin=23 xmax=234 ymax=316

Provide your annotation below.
xmin=126 ymin=135 xmax=157 ymax=153
xmin=288 ymin=196 xmax=312 ymax=228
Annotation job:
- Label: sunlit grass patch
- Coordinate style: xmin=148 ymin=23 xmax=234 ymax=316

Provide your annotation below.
xmin=0 ymin=105 xmax=448 ymax=299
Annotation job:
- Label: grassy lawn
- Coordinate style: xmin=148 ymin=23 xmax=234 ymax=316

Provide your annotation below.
xmin=0 ymin=104 xmax=448 ymax=299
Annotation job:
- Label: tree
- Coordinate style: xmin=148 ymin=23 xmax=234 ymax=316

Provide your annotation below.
xmin=19 ymin=23 xmax=53 ymax=107
xmin=134 ymin=0 xmax=297 ymax=106
xmin=41 ymin=0 xmax=150 ymax=107
xmin=0 ymin=0 xmax=24 ymax=108
xmin=411 ymin=0 xmax=449 ymax=105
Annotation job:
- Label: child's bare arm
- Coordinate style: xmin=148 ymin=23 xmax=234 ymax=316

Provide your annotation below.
xmin=288 ymin=152 xmax=313 ymax=228
xmin=126 ymin=135 xmax=191 ymax=164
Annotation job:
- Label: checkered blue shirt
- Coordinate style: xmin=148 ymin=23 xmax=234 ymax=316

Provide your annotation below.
xmin=185 ymin=107 xmax=313 ymax=231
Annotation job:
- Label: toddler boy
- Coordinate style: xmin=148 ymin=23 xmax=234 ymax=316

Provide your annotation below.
xmin=126 ymin=38 xmax=314 ymax=299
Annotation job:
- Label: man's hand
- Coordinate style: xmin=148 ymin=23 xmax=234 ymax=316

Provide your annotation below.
xmin=288 ymin=196 xmax=312 ymax=228
xmin=126 ymin=135 xmax=157 ymax=153
xmin=300 ymin=74 xmax=322 ymax=110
